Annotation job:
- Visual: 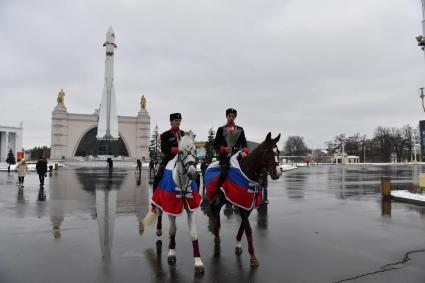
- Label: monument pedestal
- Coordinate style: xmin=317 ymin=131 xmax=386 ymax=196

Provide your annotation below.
xmin=51 ymin=105 xmax=68 ymax=160
xmin=136 ymin=109 xmax=150 ymax=160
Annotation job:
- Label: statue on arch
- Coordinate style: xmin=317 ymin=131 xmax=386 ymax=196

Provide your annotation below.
xmin=140 ymin=95 xmax=147 ymax=110
xmin=57 ymin=89 xmax=65 ymax=105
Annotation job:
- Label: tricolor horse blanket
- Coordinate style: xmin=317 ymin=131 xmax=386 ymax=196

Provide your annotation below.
xmin=205 ymin=153 xmax=263 ymax=210
xmin=151 ymin=155 xmax=202 ymax=216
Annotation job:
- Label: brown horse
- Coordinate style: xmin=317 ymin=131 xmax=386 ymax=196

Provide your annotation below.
xmin=206 ymin=132 xmax=282 ymax=267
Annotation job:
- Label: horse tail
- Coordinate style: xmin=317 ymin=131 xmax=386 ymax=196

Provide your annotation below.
xmin=143 ymin=208 xmax=158 ymax=226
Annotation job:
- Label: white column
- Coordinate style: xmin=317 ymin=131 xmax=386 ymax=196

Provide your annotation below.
xmin=0 ymin=132 xmax=3 ymax=162
xmin=136 ymin=108 xmax=150 ymax=159
xmin=51 ymin=105 xmax=68 ymax=160
xmin=4 ymin=131 xmax=8 ymax=161
xmin=422 ymin=0 xmax=425 ymax=49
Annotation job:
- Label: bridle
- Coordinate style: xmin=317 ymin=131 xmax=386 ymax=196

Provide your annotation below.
xmin=177 ymin=146 xmax=197 ymax=175
xmin=174 ymin=145 xmax=197 ymax=196
xmin=259 ymin=145 xmax=280 ymax=179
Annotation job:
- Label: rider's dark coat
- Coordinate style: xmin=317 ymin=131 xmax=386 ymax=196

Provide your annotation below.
xmin=214 ymin=125 xmax=248 ymax=163
xmin=160 ymin=129 xmax=185 ymax=164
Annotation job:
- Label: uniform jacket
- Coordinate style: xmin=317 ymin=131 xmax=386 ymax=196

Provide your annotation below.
xmin=160 ymin=129 xmax=185 ymax=162
xmin=214 ymin=125 xmax=248 ymax=160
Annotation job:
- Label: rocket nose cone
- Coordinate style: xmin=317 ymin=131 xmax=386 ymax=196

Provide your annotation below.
xmin=106 ymin=26 xmax=115 ymax=42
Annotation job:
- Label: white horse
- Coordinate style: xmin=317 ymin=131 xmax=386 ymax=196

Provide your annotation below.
xmin=144 ymin=132 xmax=205 ymax=273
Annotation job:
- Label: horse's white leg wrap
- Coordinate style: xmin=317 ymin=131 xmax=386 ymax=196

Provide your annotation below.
xmin=194 ymin=257 xmax=204 ymax=267
xmin=168 ymin=249 xmax=176 ymax=257
xmin=236 ymin=241 xmax=242 ymax=248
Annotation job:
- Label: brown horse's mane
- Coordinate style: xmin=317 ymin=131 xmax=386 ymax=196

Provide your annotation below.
xmin=239 ymin=141 xmax=268 ymax=182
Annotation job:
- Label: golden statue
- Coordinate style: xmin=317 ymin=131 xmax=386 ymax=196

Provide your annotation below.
xmin=140 ymin=95 xmax=147 ymax=110
xmin=57 ymin=89 xmax=65 ymax=105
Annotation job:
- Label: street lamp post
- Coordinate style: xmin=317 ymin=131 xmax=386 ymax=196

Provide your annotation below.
xmin=413 ymin=133 xmax=418 ymax=162
xmin=417 ymin=1 xmax=425 ymax=107
xmin=417 ymin=1 xmax=425 ymax=164
xmin=416 ymin=0 xmax=425 ymax=50
xmin=420 ymin=87 xmax=425 ymax=112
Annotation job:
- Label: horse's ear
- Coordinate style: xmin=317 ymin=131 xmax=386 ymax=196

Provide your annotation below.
xmin=265 ymin=132 xmax=272 ymax=142
xmin=188 ymin=130 xmax=195 ymax=140
xmin=273 ymin=134 xmax=281 ymax=144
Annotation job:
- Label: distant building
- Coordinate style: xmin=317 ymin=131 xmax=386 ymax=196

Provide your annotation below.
xmin=312 ymin=149 xmax=332 ymax=163
xmin=194 ymin=141 xmax=206 ymax=158
xmin=0 ymin=123 xmax=23 ymax=162
xmin=51 ymin=100 xmax=149 ymax=160
xmin=331 ymin=153 xmax=360 ymax=164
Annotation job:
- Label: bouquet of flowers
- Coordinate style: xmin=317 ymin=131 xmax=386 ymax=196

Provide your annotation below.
xmin=224 ymin=127 xmax=241 ymax=157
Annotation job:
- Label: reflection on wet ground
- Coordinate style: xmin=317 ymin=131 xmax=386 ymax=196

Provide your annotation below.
xmin=0 ymin=165 xmax=424 ymax=282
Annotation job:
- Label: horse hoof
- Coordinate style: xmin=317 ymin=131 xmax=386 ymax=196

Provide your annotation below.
xmin=195 ymin=265 xmax=205 ymax=274
xmin=156 ymin=230 xmax=162 ymax=237
xmin=168 ymin=255 xmax=176 ymax=263
xmin=250 ymin=258 xmax=259 ymax=268
xmin=235 ymin=247 xmax=243 ymax=255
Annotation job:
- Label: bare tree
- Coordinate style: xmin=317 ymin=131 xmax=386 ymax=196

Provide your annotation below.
xmin=326 ymin=134 xmax=346 ymax=155
xmin=345 ymin=133 xmax=366 ymax=157
xmin=373 ymin=127 xmax=393 ymax=162
xmin=402 ymin=124 xmax=414 ymax=162
xmin=284 ymin=136 xmax=309 ymax=156
xmin=389 ymin=128 xmax=407 ymax=162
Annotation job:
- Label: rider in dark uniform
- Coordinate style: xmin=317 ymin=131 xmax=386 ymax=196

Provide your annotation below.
xmin=152 ymin=113 xmax=185 ymax=190
xmin=214 ymin=108 xmax=249 ymax=193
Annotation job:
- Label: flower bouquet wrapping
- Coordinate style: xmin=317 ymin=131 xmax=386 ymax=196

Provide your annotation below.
xmin=224 ymin=127 xmax=241 ymax=157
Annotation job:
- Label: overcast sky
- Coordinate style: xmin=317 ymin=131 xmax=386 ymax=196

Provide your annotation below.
xmin=0 ymin=0 xmax=424 ymax=149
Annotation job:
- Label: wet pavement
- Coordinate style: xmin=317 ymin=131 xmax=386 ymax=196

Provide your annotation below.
xmin=0 ymin=165 xmax=424 ymax=283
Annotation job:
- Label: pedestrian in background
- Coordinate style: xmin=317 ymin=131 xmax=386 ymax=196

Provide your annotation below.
xmin=17 ymin=160 xmax=29 ymax=188
xmin=36 ymin=157 xmax=48 ymax=186
xmin=106 ymin=157 xmax=113 ymax=173
xmin=136 ymin=159 xmax=142 ymax=174
xmin=261 ymin=176 xmax=269 ymax=204
xmin=149 ymin=159 xmax=155 ymax=179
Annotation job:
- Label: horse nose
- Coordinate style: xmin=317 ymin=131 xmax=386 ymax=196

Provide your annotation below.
xmin=188 ymin=169 xmax=198 ymax=179
xmin=275 ymin=166 xmax=282 ymax=178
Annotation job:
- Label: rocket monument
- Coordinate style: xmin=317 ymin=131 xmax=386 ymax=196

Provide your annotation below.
xmin=97 ymin=26 xmax=119 ymax=141
xmin=50 ymin=26 xmax=151 ymax=160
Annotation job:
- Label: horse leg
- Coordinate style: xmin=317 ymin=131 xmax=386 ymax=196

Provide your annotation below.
xmin=167 ymin=214 xmax=177 ymax=263
xmin=156 ymin=209 xmax=163 ymax=236
xmin=187 ymin=210 xmax=204 ymax=274
xmin=212 ymin=208 xmax=221 ymax=243
xmin=235 ymin=222 xmax=244 ymax=255
xmin=211 ymin=196 xmax=226 ymax=243
xmin=240 ymin=209 xmax=258 ymax=267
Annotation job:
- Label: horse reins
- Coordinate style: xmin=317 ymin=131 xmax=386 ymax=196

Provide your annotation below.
xmin=175 ymin=147 xmax=197 ymax=197
xmin=257 ymin=146 xmax=280 ymax=179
